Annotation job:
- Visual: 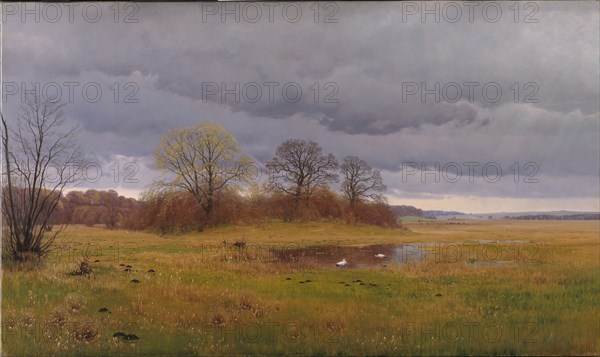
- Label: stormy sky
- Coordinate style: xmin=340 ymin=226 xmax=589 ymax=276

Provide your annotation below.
xmin=2 ymin=2 xmax=599 ymax=212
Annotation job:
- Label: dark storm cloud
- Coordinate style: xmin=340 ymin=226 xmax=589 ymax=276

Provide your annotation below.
xmin=2 ymin=2 xmax=598 ymax=207
xmin=5 ymin=2 xmax=598 ymax=133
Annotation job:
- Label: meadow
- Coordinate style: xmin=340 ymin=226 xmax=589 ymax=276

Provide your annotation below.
xmin=1 ymin=220 xmax=599 ymax=356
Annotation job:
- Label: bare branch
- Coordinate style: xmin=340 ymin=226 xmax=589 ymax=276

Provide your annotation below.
xmin=340 ymin=156 xmax=387 ymax=207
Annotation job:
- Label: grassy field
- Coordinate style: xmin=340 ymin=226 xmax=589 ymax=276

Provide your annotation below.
xmin=2 ymin=220 xmax=599 ymax=356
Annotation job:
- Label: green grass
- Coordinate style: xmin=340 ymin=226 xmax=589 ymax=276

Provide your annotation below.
xmin=2 ymin=221 xmax=599 ymax=356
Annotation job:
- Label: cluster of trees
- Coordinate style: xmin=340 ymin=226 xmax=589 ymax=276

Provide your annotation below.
xmin=43 ymin=183 xmax=398 ymax=234
xmin=145 ymin=122 xmax=398 ymax=232
xmin=50 ymin=190 xmax=138 ymax=229
xmin=390 ymin=205 xmax=437 ymax=219
xmin=121 ymin=185 xmax=398 ymax=234
xmin=2 ymin=99 xmax=398 ymax=261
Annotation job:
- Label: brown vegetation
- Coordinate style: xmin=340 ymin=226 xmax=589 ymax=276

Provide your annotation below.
xmin=48 ymin=186 xmax=400 ymax=233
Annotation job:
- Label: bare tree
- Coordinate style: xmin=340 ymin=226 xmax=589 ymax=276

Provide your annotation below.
xmin=266 ymin=139 xmax=339 ymax=217
xmin=153 ymin=122 xmax=254 ymax=223
xmin=340 ymin=156 xmax=387 ymax=207
xmin=2 ymin=98 xmax=83 ymax=261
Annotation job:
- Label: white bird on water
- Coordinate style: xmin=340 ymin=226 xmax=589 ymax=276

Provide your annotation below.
xmin=336 ymin=259 xmax=347 ymax=267
xmin=374 ymin=254 xmax=386 ymax=258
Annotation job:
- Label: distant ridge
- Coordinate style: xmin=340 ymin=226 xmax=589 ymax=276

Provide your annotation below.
xmin=391 ymin=206 xmax=599 ymax=221
xmin=424 ymin=210 xmax=465 ymax=217
xmin=432 ymin=211 xmax=600 ymax=221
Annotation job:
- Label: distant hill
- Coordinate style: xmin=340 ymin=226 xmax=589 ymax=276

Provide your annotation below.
xmin=424 ymin=210 xmax=465 ymax=217
xmin=481 ymin=210 xmax=599 ymax=218
xmin=390 ymin=206 xmax=599 ymax=221
xmin=502 ymin=213 xmax=600 ymax=221
xmin=435 ymin=211 xmax=600 ymax=221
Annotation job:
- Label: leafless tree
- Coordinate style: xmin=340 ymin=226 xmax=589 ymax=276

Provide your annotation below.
xmin=340 ymin=156 xmax=387 ymax=207
xmin=2 ymin=98 xmax=83 ymax=261
xmin=266 ymin=139 xmax=339 ymax=218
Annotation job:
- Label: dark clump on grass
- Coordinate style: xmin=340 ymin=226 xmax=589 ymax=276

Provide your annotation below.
xmin=126 ymin=265 xmax=132 ymax=268
xmin=148 ymin=269 xmax=156 ymax=273
xmin=98 ymin=307 xmax=110 ymax=313
xmin=130 ymin=279 xmax=140 ymax=284
xmin=435 ymin=293 xmax=443 ymax=297
xmin=124 ymin=268 xmax=132 ymax=272
xmin=234 ymin=241 xmax=246 ymax=249
xmin=213 ymin=313 xmax=226 ymax=327
xmin=305 ymin=279 xmax=312 ymax=283
xmin=72 ymin=261 xmax=92 ymax=277
xmin=239 ymin=296 xmax=254 ymax=310
xmin=285 ymin=277 xmax=292 ymax=280
xmin=94 ymin=259 xmax=100 ymax=263
xmin=112 ymin=332 xmax=139 ymax=341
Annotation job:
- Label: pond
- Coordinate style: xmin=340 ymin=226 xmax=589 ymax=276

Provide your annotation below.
xmin=268 ymin=240 xmax=538 ymax=268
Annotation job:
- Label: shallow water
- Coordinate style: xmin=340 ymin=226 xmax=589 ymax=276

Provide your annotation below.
xmin=270 ymin=240 xmax=536 ymax=268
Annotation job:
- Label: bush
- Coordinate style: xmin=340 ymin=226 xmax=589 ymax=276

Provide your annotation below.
xmin=349 ymin=202 xmax=400 ymax=228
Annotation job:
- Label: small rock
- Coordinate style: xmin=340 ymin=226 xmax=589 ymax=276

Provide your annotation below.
xmin=130 ymin=279 xmax=140 ymax=284
xmin=94 ymin=260 xmax=100 ymax=263
xmin=147 ymin=269 xmax=155 ymax=273
xmin=304 ymin=279 xmax=312 ymax=283
xmin=112 ymin=332 xmax=126 ymax=338
xmin=98 ymin=307 xmax=109 ymax=313
xmin=119 ymin=264 xmax=125 ymax=267
xmin=299 ymin=281 xmax=305 ymax=284
xmin=435 ymin=293 xmax=443 ymax=297
xmin=126 ymin=265 xmax=132 ymax=268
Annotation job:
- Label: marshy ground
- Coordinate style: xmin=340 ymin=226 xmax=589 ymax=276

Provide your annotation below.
xmin=1 ymin=220 xmax=599 ymax=356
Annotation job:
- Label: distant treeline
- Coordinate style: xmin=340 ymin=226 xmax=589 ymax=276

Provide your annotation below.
xmin=390 ymin=205 xmax=439 ymax=219
xmin=424 ymin=210 xmax=464 ymax=217
xmin=49 ymin=189 xmax=138 ymax=229
xmin=504 ymin=214 xmax=600 ymax=221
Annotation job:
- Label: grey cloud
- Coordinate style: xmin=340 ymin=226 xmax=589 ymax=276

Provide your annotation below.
xmin=5 ymin=2 xmax=598 ymax=134
xmin=3 ymin=2 xmax=598 ymax=208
